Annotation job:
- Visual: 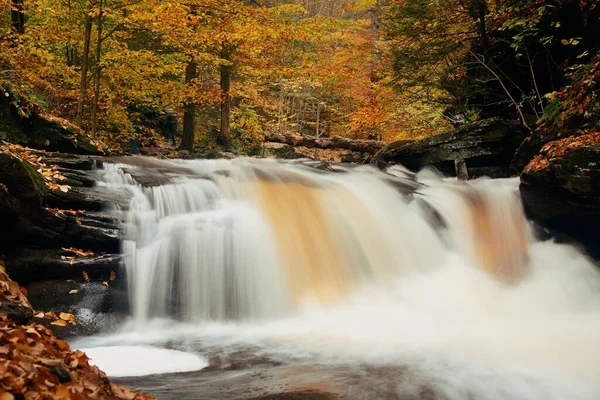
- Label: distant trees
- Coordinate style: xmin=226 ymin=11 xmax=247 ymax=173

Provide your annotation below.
xmin=1 ymin=0 xmax=597 ymax=152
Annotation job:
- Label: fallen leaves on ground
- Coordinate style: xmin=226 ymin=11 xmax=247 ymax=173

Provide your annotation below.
xmin=524 ymin=130 xmax=600 ymax=173
xmin=0 ymin=259 xmax=153 ymax=399
xmin=0 ymin=314 xmax=155 ymax=399
xmin=0 ymin=142 xmax=71 ymax=193
xmin=0 ymin=263 xmax=31 ymax=310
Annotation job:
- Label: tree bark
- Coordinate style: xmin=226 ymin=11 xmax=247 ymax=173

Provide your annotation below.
xmin=76 ymin=9 xmax=93 ymax=127
xmin=11 ymin=0 xmax=25 ymax=34
xmin=264 ymin=133 xmax=386 ymax=153
xmin=91 ymin=0 xmax=103 ymax=138
xmin=218 ymin=50 xmax=232 ymax=148
xmin=180 ymin=59 xmax=197 ymax=152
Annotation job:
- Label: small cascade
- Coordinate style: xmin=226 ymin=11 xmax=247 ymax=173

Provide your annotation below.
xmin=98 ymin=158 xmax=533 ymax=324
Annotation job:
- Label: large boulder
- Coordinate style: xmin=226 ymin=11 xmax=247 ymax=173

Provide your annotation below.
xmin=520 ymin=132 xmax=600 ymax=256
xmin=375 ymin=118 xmax=528 ymax=176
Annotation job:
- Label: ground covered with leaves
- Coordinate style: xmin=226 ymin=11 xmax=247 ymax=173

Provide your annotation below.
xmin=0 ymin=259 xmax=154 ymax=400
xmin=524 ymin=131 xmax=600 ymax=173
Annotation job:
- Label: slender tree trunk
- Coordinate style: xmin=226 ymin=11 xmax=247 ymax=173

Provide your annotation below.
xmin=315 ymin=101 xmax=320 ymax=137
xmin=11 ymin=0 xmax=25 ymax=34
xmin=180 ymin=59 xmax=197 ymax=152
xmin=470 ymin=0 xmax=489 ymax=49
xmin=218 ymin=53 xmax=232 ymax=148
xmin=76 ymin=9 xmax=93 ymax=127
xmin=91 ymin=0 xmax=103 ymax=137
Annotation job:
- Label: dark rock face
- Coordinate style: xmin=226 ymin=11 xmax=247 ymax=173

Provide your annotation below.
xmin=26 ymin=279 xmax=129 ymax=338
xmin=375 ymin=118 xmax=528 ymax=176
xmin=0 ymin=85 xmax=106 ymax=155
xmin=0 ymin=302 xmax=33 ymax=325
xmin=520 ymin=132 xmax=600 ymax=257
xmin=0 ymin=149 xmax=129 ymax=337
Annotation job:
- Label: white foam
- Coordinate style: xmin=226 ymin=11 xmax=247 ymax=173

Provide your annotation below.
xmin=81 ymin=346 xmax=207 ymax=377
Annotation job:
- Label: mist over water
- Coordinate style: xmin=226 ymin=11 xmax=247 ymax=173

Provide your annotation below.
xmin=79 ymin=158 xmax=600 ymax=399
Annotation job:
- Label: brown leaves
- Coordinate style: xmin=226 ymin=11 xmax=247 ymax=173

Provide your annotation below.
xmin=524 ymin=131 xmax=600 ymax=173
xmin=0 ymin=142 xmax=71 ymax=193
xmin=0 ymin=266 xmax=32 ymax=310
xmin=0 ymin=314 xmax=154 ymax=399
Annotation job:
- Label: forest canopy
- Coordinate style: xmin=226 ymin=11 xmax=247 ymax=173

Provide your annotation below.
xmin=1 ymin=0 xmax=598 ymax=154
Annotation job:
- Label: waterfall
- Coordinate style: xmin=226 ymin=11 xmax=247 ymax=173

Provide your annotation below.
xmin=98 ymin=158 xmax=535 ymax=323
xmin=85 ymin=157 xmax=600 ymax=398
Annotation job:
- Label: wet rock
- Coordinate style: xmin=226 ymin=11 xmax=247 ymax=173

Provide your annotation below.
xmin=49 ymin=363 xmax=72 ymax=383
xmin=27 ymin=280 xmax=129 ymax=339
xmin=375 ymin=118 xmax=527 ymax=175
xmin=0 ymin=302 xmax=33 ymax=325
xmin=6 ymin=252 xmax=123 ymax=284
xmin=0 ymin=152 xmax=47 ymax=202
xmin=520 ymin=132 xmax=600 ymax=257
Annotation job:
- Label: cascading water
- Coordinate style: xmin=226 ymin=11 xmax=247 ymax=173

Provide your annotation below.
xmin=78 ymin=157 xmax=600 ymax=399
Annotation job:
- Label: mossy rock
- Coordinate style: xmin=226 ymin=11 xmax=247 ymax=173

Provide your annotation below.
xmin=0 ymin=152 xmax=47 ymax=202
xmin=0 ymin=87 xmax=103 ymax=155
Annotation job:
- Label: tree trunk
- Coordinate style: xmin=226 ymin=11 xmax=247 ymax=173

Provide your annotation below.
xmin=218 ymin=52 xmax=232 ymax=148
xmin=76 ymin=10 xmax=93 ymax=127
xmin=91 ymin=0 xmax=103 ymax=138
xmin=180 ymin=59 xmax=197 ymax=152
xmin=469 ymin=0 xmax=489 ymax=49
xmin=11 ymin=0 xmax=25 ymax=34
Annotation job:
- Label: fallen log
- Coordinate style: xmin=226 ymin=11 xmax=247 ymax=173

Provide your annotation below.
xmin=264 ymin=133 xmax=386 ymax=153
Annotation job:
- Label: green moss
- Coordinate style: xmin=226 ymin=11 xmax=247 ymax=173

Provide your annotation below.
xmin=19 ymin=158 xmax=48 ymax=197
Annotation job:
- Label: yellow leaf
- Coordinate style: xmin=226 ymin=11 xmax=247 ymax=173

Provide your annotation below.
xmin=45 ymin=140 xmax=50 ymax=146
xmin=68 ymin=289 xmax=78 ymax=295
xmin=110 ymin=271 xmax=116 ymax=281
xmin=58 ymin=184 xmax=70 ymax=193
xmin=34 ymin=312 xmax=45 ymax=319
xmin=69 ymin=258 xmax=75 ymax=265
xmin=59 ymin=312 xmax=75 ymax=322
xmin=82 ymin=271 xmax=89 ymax=280
xmin=102 ymin=281 xmax=109 ymax=287
xmin=50 ymin=319 xmax=67 ymax=327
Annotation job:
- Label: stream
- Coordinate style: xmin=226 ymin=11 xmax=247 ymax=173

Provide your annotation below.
xmin=70 ymin=157 xmax=600 ymax=400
